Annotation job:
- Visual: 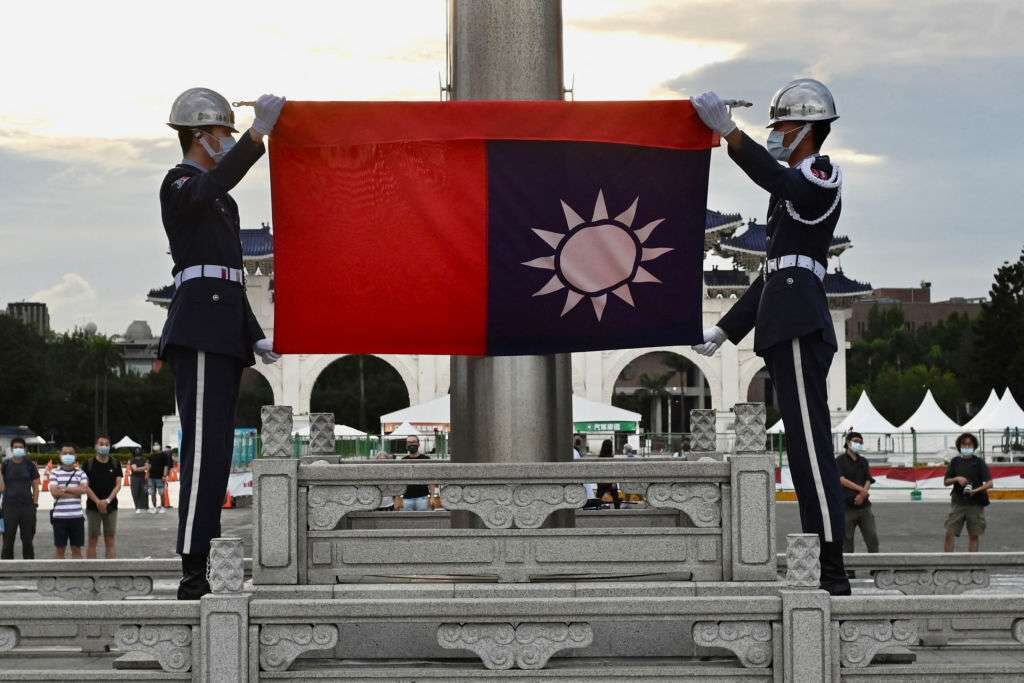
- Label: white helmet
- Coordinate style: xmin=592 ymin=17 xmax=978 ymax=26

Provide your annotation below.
xmin=167 ymin=87 xmax=237 ymax=132
xmin=767 ymin=78 xmax=838 ymax=127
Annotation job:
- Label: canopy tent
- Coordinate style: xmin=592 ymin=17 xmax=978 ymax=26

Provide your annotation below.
xmin=834 ymin=391 xmax=898 ymax=434
xmin=26 ymin=435 xmax=46 ymax=445
xmin=898 ymin=390 xmax=961 ymax=432
xmin=768 ymin=419 xmax=784 ymax=435
xmin=963 ymin=389 xmax=1002 ymax=431
xmin=113 ymin=435 xmax=142 ymax=449
xmin=293 ymin=424 xmax=367 ymax=438
xmin=380 ymin=394 xmax=450 ymax=428
xmin=386 ymin=421 xmax=422 ymax=438
xmin=969 ymin=389 xmax=1024 ymax=431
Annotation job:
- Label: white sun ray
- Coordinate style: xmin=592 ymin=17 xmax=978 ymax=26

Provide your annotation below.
xmin=633 ymin=218 xmax=665 ymax=244
xmin=611 ymin=284 xmax=634 ymax=306
xmin=591 ymin=294 xmax=608 ymax=321
xmin=561 ymin=200 xmax=585 ymax=230
xmin=614 ymin=197 xmax=639 ymax=227
xmin=533 ymin=274 xmax=565 ymax=297
xmin=592 ymin=190 xmax=608 ymax=221
xmin=522 ymin=255 xmax=556 ymax=270
xmin=531 ymin=229 xmax=563 ymax=250
xmin=633 ymin=266 xmax=661 ymax=284
xmin=641 ymin=247 xmax=673 ymax=262
xmin=561 ymin=290 xmax=584 ymax=316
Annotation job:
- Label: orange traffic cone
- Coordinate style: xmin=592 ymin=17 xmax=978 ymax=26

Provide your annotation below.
xmin=222 ymin=491 xmax=234 ymax=509
xmin=162 ymin=487 xmax=172 ymax=509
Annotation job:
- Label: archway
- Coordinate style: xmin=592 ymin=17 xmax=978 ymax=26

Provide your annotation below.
xmin=310 ymin=355 xmax=410 ymax=434
xmin=746 ymin=366 xmax=780 ymax=428
xmin=236 ymin=368 xmax=274 ymax=428
xmin=611 ymin=351 xmax=711 ymax=437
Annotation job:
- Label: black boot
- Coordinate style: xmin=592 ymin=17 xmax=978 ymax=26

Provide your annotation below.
xmin=819 ymin=541 xmax=851 ymax=596
xmin=177 ymin=553 xmax=211 ymax=600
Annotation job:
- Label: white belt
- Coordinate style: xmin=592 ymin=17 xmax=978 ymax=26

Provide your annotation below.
xmin=174 ymin=265 xmax=244 ymax=288
xmin=765 ymin=255 xmax=826 ymax=282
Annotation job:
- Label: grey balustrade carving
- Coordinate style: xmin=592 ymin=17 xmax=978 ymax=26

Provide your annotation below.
xmin=785 ymin=534 xmax=820 ymax=587
xmin=692 ymin=621 xmax=773 ymax=667
xmin=873 ymin=568 xmax=990 ymax=595
xmin=259 ymin=624 xmax=339 ymax=672
xmin=733 ymin=403 xmax=767 ymax=453
xmin=307 ymin=485 xmax=383 ymax=530
xmin=645 ymin=483 xmax=721 ymax=526
xmin=0 ymin=626 xmax=18 ymax=652
xmin=437 ymin=622 xmax=592 ymax=670
xmin=37 ymin=575 xmax=152 ymax=600
xmin=308 ymin=413 xmax=336 ymax=455
xmin=689 ymin=409 xmax=717 ymax=451
xmin=1013 ymin=618 xmax=1024 ymax=645
xmin=261 ymin=405 xmax=294 ymax=458
xmin=838 ymin=620 xmax=918 ymax=668
xmin=115 ymin=624 xmax=193 ymax=673
xmin=208 ymin=537 xmax=245 ymax=594
xmin=440 ymin=483 xmax=587 ymax=529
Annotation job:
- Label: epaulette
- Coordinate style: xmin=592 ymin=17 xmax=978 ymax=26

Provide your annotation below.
xmin=798 ymin=155 xmax=842 ymax=189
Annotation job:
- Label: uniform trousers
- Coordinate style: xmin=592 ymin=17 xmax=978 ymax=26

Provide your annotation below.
xmin=763 ymin=333 xmax=846 ymax=544
xmin=168 ymin=346 xmax=242 ymax=556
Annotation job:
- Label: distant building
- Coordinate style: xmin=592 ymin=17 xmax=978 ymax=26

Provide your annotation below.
xmin=847 ymin=281 xmax=984 ymax=341
xmin=111 ymin=320 xmax=160 ymax=375
xmin=5 ymin=302 xmax=50 ymax=335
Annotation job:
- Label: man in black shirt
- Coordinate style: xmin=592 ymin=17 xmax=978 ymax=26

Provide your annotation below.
xmin=148 ymin=447 xmax=170 ymax=514
xmin=944 ymin=433 xmax=992 ymax=552
xmin=400 ymin=436 xmax=432 ymax=511
xmin=0 ymin=437 xmax=40 ymax=559
xmin=83 ymin=436 xmax=123 ymax=559
xmin=835 ymin=432 xmax=879 ymax=554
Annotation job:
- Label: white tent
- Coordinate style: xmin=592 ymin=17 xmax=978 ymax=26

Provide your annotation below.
xmin=767 ymin=419 xmax=785 ymax=435
xmin=963 ymin=389 xmax=1001 ymax=431
xmin=969 ymin=388 xmax=1024 ymax=431
xmin=899 ymin=390 xmax=961 ymax=432
xmin=386 ymin=421 xmax=422 ymax=438
xmin=571 ymin=394 xmax=641 ymax=427
xmin=293 ymin=424 xmax=367 ymax=438
xmin=833 ymin=391 xmax=898 ymax=434
xmin=26 ymin=435 xmax=46 ymax=445
xmin=113 ymin=435 xmax=142 ymax=449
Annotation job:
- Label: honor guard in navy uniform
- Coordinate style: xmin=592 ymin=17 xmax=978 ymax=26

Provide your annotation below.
xmin=691 ymin=80 xmax=850 ymax=595
xmin=160 ymin=88 xmax=285 ymax=599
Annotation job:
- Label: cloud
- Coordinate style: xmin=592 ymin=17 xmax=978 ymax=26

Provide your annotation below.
xmin=29 ymin=273 xmax=98 ymax=326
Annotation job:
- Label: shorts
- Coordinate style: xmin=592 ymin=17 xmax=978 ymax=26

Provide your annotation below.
xmin=149 ymin=479 xmax=165 ymax=494
xmin=945 ymin=503 xmax=986 ymax=537
xmin=52 ymin=517 xmax=85 ymax=548
xmin=86 ymin=509 xmax=118 ymax=538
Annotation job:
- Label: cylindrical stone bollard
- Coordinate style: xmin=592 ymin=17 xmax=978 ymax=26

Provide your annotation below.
xmin=308 ymin=412 xmax=336 ymax=456
xmin=733 ymin=402 xmax=767 ymax=453
xmin=785 ymin=533 xmax=821 ymax=588
xmin=207 ymin=537 xmax=244 ymax=593
xmin=260 ymin=405 xmax=294 ymax=458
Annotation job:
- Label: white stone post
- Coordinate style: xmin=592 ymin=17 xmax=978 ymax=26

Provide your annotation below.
xmin=308 ymin=412 xmax=336 ymax=457
xmin=201 ymin=536 xmax=250 ymax=682
xmin=254 ymin=406 xmax=299 ymax=584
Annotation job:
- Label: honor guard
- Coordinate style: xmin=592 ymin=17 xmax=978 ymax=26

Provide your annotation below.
xmin=160 ymin=88 xmax=285 ymax=599
xmin=691 ymin=80 xmax=850 ymax=595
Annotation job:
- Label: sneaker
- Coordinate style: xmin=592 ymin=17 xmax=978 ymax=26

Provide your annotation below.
xmin=149 ymin=507 xmax=157 ymax=514
xmin=158 ymin=507 xmax=166 ymax=514
xmin=135 ymin=509 xmax=143 ymax=514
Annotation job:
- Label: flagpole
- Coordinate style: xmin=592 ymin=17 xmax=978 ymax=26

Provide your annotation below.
xmin=449 ymin=0 xmax=575 ymax=529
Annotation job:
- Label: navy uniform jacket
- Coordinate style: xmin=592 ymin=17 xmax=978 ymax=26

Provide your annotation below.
xmin=717 ymin=132 xmax=843 ymax=355
xmin=158 ymin=131 xmax=267 ymax=366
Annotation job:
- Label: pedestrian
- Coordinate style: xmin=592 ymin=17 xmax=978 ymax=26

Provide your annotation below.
xmin=129 ymin=449 xmax=149 ymax=513
xmin=49 ymin=445 xmax=88 ymax=560
xmin=0 ymin=437 xmax=40 ymax=559
xmin=691 ymin=80 xmax=850 ymax=594
xmin=160 ymin=88 xmax=284 ymax=599
xmin=836 ymin=432 xmax=879 ymax=555
xmin=573 ymin=437 xmax=600 ymax=509
xmin=82 ymin=436 xmax=122 ymax=559
xmin=944 ymin=433 xmax=992 ymax=552
xmin=147 ymin=446 xmax=169 ymax=514
xmin=399 ymin=436 xmax=432 ymax=511
xmin=595 ymin=439 xmax=621 ymax=509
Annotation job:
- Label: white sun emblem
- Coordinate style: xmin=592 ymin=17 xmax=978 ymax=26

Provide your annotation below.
xmin=521 ymin=190 xmax=673 ymax=321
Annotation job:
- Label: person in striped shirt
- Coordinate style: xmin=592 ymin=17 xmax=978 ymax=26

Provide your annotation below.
xmin=49 ymin=445 xmax=89 ymax=559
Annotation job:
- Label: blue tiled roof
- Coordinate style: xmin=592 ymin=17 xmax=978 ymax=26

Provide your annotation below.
xmin=719 ymin=221 xmax=853 ymax=255
xmin=241 ymin=223 xmax=274 ymax=258
xmin=146 ymin=284 xmax=175 ymax=302
xmin=824 ymin=270 xmax=872 ymax=296
xmin=703 ymin=268 xmax=749 ymax=287
xmin=705 ymin=209 xmax=742 ymax=231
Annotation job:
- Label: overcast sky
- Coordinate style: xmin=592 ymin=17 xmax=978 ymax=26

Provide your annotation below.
xmin=2 ymin=0 xmax=1022 ymax=333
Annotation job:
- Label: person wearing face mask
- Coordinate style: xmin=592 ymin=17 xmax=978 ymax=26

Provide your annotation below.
xmin=82 ymin=436 xmax=123 ymax=559
xmin=398 ymin=436 xmax=434 ymax=511
xmin=49 ymin=445 xmax=88 ymax=560
xmin=161 ymin=88 xmax=286 ymax=598
xmin=944 ymin=433 xmax=992 ymax=552
xmin=690 ymin=79 xmax=849 ymax=595
xmin=0 ymin=437 xmax=41 ymax=559
xmin=836 ymin=432 xmax=879 ymax=556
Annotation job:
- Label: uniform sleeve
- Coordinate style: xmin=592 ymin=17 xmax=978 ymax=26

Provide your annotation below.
xmin=717 ymin=274 xmax=763 ymax=344
xmin=161 ymin=130 xmax=266 ymax=215
xmin=727 ymin=132 xmax=837 ymax=207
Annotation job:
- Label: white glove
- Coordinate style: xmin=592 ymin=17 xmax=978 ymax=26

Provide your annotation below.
xmin=692 ymin=326 xmax=727 ymax=356
xmin=254 ymin=338 xmax=281 ymax=364
xmin=691 ymin=91 xmax=737 ymax=136
xmin=252 ymin=94 xmax=286 ymax=136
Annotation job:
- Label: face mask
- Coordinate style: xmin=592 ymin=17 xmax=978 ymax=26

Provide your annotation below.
xmin=96 ymin=446 xmax=110 ymax=456
xmin=198 ymin=133 xmax=236 ymax=163
xmin=406 ymin=444 xmax=418 ymax=454
xmin=60 ymin=454 xmax=76 ymax=466
xmin=766 ymin=123 xmax=811 ymax=162
xmin=960 ymin=447 xmax=975 ymax=457
xmin=850 ymin=442 xmax=863 ymax=453
xmin=11 ymin=448 xmax=26 ymax=459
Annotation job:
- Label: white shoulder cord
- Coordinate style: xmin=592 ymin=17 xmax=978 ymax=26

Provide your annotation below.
xmin=786 ymin=156 xmax=843 ymax=226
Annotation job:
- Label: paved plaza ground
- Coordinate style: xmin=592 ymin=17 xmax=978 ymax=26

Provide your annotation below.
xmin=5 ymin=500 xmax=1023 ymax=560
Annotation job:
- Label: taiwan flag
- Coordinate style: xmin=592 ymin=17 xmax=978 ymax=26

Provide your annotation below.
xmin=270 ymin=101 xmax=715 ymax=356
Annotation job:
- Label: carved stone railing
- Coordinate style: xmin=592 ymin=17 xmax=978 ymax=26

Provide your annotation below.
xmin=252 ymin=457 xmax=777 ymax=585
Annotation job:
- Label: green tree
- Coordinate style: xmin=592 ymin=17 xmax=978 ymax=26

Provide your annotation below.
xmin=971 ymin=248 xmax=1024 ymax=400
xmin=0 ymin=315 xmax=46 ymax=426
